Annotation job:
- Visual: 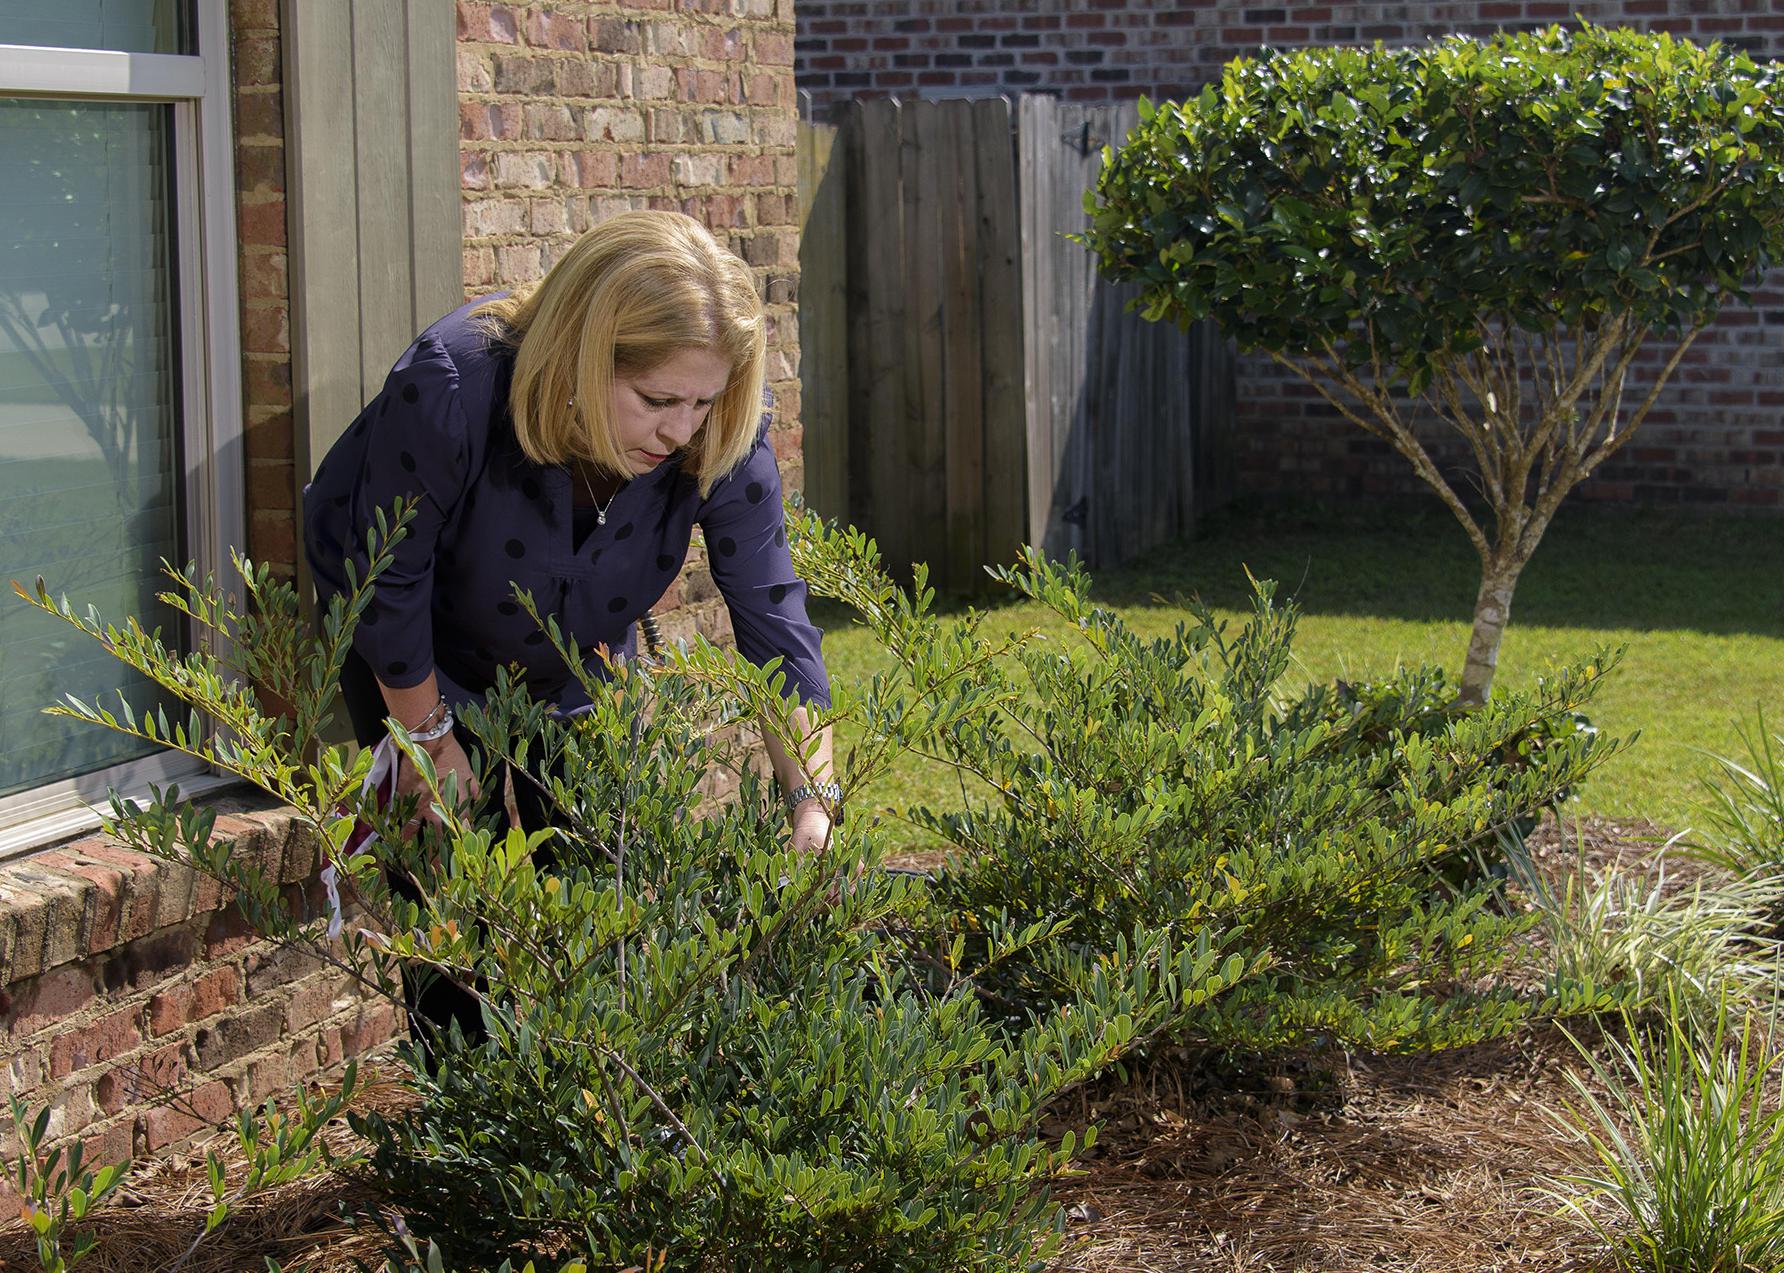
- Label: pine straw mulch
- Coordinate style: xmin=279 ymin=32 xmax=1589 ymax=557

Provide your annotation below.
xmin=1 ymin=815 xmax=1685 ymax=1272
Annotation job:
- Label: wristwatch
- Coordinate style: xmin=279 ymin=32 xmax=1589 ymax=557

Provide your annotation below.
xmin=787 ymin=781 xmax=844 ymax=812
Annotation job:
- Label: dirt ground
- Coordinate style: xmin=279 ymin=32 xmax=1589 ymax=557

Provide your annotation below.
xmin=0 ymin=816 xmax=1679 ymax=1273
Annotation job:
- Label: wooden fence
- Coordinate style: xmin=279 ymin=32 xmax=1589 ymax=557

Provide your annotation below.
xmin=797 ymin=94 xmax=1234 ymax=591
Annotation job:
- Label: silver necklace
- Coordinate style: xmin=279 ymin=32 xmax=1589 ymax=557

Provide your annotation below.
xmin=577 ymin=464 xmax=619 ymax=527
xmin=566 ymin=395 xmax=619 ymax=527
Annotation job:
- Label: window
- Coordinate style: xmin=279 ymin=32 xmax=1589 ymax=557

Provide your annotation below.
xmin=0 ymin=2 xmax=243 ymax=857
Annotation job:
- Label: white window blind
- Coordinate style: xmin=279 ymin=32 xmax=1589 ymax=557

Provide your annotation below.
xmin=0 ymin=98 xmax=185 ymax=798
xmin=0 ymin=0 xmax=193 ymax=56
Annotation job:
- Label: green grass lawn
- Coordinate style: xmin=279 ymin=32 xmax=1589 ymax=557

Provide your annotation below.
xmin=811 ymin=502 xmax=1784 ymax=845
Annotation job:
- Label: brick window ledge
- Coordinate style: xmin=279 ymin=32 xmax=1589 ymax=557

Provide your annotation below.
xmin=0 ymin=792 xmax=399 ymax=1174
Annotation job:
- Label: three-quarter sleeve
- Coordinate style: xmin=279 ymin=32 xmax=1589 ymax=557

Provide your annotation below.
xmin=321 ymin=336 xmax=472 ymax=690
xmin=697 ymin=418 xmax=831 ymax=709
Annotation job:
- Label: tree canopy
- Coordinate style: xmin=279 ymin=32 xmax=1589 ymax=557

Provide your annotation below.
xmin=1087 ymin=24 xmax=1784 ymax=391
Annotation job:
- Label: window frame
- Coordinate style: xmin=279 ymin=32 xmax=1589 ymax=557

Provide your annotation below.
xmin=0 ymin=1 xmax=246 ymax=859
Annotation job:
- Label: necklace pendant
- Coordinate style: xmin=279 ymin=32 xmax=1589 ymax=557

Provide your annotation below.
xmin=596 ymin=509 xmax=607 ymax=527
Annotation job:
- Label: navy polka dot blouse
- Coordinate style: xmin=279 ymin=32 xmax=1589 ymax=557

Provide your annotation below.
xmin=302 ymin=297 xmax=831 ymax=714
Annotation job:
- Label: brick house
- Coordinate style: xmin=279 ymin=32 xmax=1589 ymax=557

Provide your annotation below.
xmin=1 ymin=0 xmax=800 ymax=1171
xmin=795 ymin=0 xmax=1784 ymax=508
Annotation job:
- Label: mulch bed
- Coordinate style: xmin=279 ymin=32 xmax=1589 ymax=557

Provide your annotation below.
xmin=1 ymin=816 xmax=1684 ymax=1272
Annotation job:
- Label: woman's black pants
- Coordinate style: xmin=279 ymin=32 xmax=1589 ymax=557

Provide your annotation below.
xmin=338 ymin=649 xmax=559 ymax=1061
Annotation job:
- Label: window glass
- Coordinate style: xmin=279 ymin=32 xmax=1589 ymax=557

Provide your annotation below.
xmin=0 ymin=99 xmax=184 ymax=797
xmin=0 ymin=0 xmax=194 ymax=57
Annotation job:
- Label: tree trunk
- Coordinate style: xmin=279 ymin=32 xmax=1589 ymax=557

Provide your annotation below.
xmin=1458 ymin=557 xmax=1525 ymax=707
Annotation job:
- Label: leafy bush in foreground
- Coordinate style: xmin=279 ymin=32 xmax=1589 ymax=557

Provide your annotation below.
xmin=794 ymin=520 xmax=1623 ymax=1056
xmin=15 ymin=508 xmax=1235 ymax=1272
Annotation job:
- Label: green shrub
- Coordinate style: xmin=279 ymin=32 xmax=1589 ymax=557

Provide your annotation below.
xmin=1547 ymin=994 xmax=1784 ymax=1272
xmin=16 ymin=509 xmax=1230 ymax=1272
xmin=794 ymin=521 xmax=1622 ymax=1056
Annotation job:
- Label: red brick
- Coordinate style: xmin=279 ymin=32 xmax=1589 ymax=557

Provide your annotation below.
xmin=526 ymin=10 xmax=586 ymax=51
xmin=2 ymin=964 xmax=96 ymax=1037
xmin=589 ymin=17 xmax=642 ymax=53
xmin=244 ymin=408 xmax=295 ymax=463
xmin=239 ymin=248 xmax=289 ymax=303
xmin=193 ymin=999 xmax=285 ymax=1070
xmin=97 ymin=1041 xmax=189 ymax=1115
xmin=236 ymin=143 xmax=286 ymax=195
xmin=50 ymin=1006 xmax=142 ymax=1079
xmin=242 ymin=1043 xmax=300 ymax=1106
xmin=41 ymin=846 xmax=127 ymax=954
xmin=6 ymin=863 xmax=91 ymax=969
xmin=284 ymin=973 xmax=355 ymax=1035
xmin=235 ymin=90 xmax=284 ymax=140
xmin=141 ymin=1079 xmax=235 ymax=1151
xmin=80 ymin=1117 xmax=135 ymax=1168
xmin=621 ymin=153 xmax=672 ymax=188
xmin=204 ymin=906 xmax=258 ymax=959
xmin=231 ymin=0 xmax=278 ymax=32
xmin=148 ymin=966 xmax=241 ymax=1036
xmin=574 ymin=150 xmax=619 ymax=188
xmin=340 ymin=1001 xmax=401 ymax=1057
xmin=242 ymin=305 xmax=290 ymax=356
xmin=235 ymin=34 xmax=281 ymax=85
xmin=243 ymin=358 xmax=294 ymax=410
xmin=237 ymin=199 xmax=287 ymax=248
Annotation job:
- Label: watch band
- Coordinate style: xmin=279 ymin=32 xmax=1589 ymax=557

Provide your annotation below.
xmin=787 ymin=780 xmax=844 ymax=810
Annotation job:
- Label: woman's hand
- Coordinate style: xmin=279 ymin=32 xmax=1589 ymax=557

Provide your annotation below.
xmin=790 ymin=797 xmax=833 ymax=856
xmin=396 ymin=731 xmax=481 ymax=830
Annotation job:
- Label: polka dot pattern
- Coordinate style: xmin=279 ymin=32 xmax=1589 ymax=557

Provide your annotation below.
xmin=304 ymin=315 xmax=831 ymax=714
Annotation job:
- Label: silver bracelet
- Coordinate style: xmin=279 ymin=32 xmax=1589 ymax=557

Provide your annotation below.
xmin=787 ymin=780 xmax=843 ymax=811
xmin=407 ymin=694 xmax=448 ymax=732
xmin=408 ymin=706 xmax=456 ymax=744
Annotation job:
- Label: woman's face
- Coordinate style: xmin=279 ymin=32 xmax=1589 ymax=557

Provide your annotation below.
xmin=608 ymin=347 xmax=733 ymax=475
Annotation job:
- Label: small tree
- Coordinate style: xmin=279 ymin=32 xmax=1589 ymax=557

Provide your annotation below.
xmin=1083 ymin=25 xmax=1784 ymax=703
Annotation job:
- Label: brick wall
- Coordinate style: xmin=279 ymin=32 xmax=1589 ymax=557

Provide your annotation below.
xmin=0 ymin=808 xmax=398 ymax=1182
xmin=233 ymin=0 xmax=297 ymax=577
xmin=457 ymin=0 xmax=805 ymax=650
xmin=794 ymin=0 xmax=1784 ymax=509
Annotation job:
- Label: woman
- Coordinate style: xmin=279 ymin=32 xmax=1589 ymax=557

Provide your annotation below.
xmin=303 ymin=210 xmax=837 ymax=855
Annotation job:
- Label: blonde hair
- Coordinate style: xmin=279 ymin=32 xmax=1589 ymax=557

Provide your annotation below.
xmin=473 ymin=211 xmax=768 ymax=496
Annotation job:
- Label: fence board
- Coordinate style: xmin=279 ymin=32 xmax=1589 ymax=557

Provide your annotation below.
xmin=902 ymin=100 xmax=947 ymax=576
xmin=796 ymin=118 xmax=847 ymax=519
xmin=852 ymin=99 xmax=906 ymax=570
xmin=941 ymin=101 xmax=984 ymax=589
xmin=974 ymin=97 xmax=1025 ymax=573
